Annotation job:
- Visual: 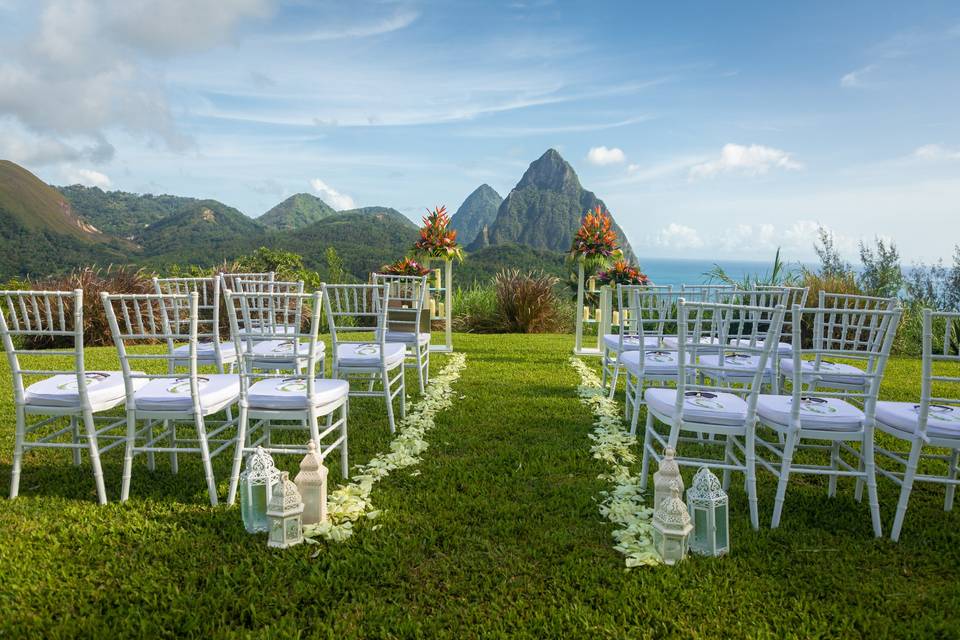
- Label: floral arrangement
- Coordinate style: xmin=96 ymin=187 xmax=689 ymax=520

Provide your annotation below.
xmin=596 ymin=260 xmax=651 ymax=287
xmin=303 ymin=352 xmax=467 ymax=544
xmin=571 ymin=356 xmax=661 ymax=568
xmin=413 ymin=205 xmax=464 ymax=262
xmin=381 ymin=257 xmax=431 ymax=277
xmin=569 ymin=205 xmax=621 ymax=265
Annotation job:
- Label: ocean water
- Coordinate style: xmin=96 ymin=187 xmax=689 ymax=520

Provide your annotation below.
xmin=637 ymin=257 xmax=795 ymax=288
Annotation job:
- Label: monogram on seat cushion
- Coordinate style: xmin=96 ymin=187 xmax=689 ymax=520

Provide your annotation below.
xmin=620 ymin=350 xmax=685 ymax=375
xmin=24 ymin=371 xmax=146 ymax=411
xmin=876 ymin=401 xmax=960 ymax=439
xmin=757 ymin=394 xmax=864 ymax=431
xmin=247 ymin=377 xmax=349 ymax=410
xmin=336 ymin=343 xmax=405 ymax=367
xmin=133 ymin=374 xmax=240 ymax=414
xmin=645 ymin=387 xmax=749 ymax=426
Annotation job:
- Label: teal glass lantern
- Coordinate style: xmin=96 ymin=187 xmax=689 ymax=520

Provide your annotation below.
xmin=239 ymin=446 xmax=281 ymax=533
xmin=686 ymin=466 xmax=729 ymax=557
xmin=652 ymin=486 xmax=693 ymax=565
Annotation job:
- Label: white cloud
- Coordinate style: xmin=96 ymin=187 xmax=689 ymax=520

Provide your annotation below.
xmin=587 ymin=146 xmax=626 ymax=166
xmin=276 ymin=8 xmax=417 ymax=42
xmin=64 ymin=168 xmax=111 ymax=188
xmin=689 ymin=144 xmax=802 ymax=179
xmin=310 ymin=178 xmax=355 ymax=210
xmin=656 ymin=223 xmax=704 ymax=249
xmin=912 ymin=143 xmax=960 ymax=161
xmin=840 ymin=64 xmax=877 ymax=88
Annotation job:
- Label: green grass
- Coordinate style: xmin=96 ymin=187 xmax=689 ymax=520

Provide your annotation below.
xmin=1 ymin=334 xmax=959 ymax=638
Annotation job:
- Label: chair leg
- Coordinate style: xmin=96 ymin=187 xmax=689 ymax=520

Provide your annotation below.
xmin=828 ymin=441 xmax=840 ymax=497
xmin=890 ymin=439 xmax=923 ymax=542
xmin=70 ymin=416 xmax=82 ymax=466
xmin=745 ymin=430 xmax=759 ymax=531
xmin=146 ymin=419 xmax=156 ymax=472
xmin=771 ymin=430 xmax=798 ymax=529
xmin=862 ymin=431 xmax=883 ymax=538
xmin=854 ymin=446 xmax=866 ymax=503
xmin=639 ymin=411 xmax=654 ymax=493
xmin=121 ymin=411 xmax=136 ymax=502
xmin=383 ymin=368 xmax=396 ymax=434
xmin=722 ymin=437 xmax=734 ymax=491
xmin=945 ymin=449 xmax=959 ymax=512
xmin=226 ymin=404 xmax=249 ymax=506
xmin=81 ymin=410 xmax=107 ymax=505
xmin=629 ymin=376 xmax=643 ymax=437
xmin=416 ymin=344 xmax=426 ymax=394
xmin=341 ymin=400 xmax=350 ymax=479
xmin=167 ymin=420 xmax=178 ymax=474
xmin=195 ymin=416 xmax=218 ymax=507
xmin=399 ymin=367 xmax=407 ymax=419
xmin=9 ymin=407 xmax=26 ymax=499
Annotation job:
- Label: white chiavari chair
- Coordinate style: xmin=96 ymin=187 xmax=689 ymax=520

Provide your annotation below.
xmin=153 ymin=276 xmax=237 ymax=373
xmin=601 ymin=283 xmax=672 ymax=397
xmin=373 ymin=273 xmax=430 ymax=394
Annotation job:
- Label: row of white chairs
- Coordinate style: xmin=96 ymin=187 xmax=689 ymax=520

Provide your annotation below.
xmin=604 ymin=284 xmax=959 ymax=541
xmin=1 ymin=271 xmax=434 ymax=506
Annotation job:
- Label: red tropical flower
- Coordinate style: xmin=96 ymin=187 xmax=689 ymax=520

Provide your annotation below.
xmin=413 ymin=205 xmax=464 ymax=262
xmin=569 ymin=205 xmax=620 ymax=260
xmin=596 ymin=259 xmax=650 ymax=286
xmin=381 ymin=257 xmax=431 ymax=276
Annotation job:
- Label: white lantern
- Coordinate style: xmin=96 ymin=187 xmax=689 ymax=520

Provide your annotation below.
xmin=294 ymin=440 xmax=328 ymax=526
xmin=686 ymin=467 xmax=730 ymax=557
xmin=653 ymin=447 xmax=684 ymax=511
xmin=652 ymin=486 xmax=693 ymax=565
xmin=239 ymin=446 xmax=281 ymax=533
xmin=267 ymin=471 xmax=304 ymax=549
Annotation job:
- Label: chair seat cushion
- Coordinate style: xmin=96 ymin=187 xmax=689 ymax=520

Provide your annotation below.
xmin=780 ymin=358 xmax=866 ymax=386
xmin=645 ymin=387 xmax=749 ymax=426
xmin=699 ymin=353 xmax=773 ymax=377
xmin=172 ymin=341 xmax=238 ymax=362
xmin=731 ymin=338 xmax=793 ymax=354
xmin=876 ymin=401 xmax=960 ymax=439
xmin=336 ymin=343 xmax=406 ymax=367
xmin=247 ymin=377 xmax=349 ymax=410
xmin=133 ymin=374 xmax=240 ymax=414
xmin=385 ymin=331 xmax=430 ymax=346
xmin=602 ymin=334 xmax=660 ymax=351
xmin=620 ymin=349 xmax=685 ymax=375
xmin=249 ymin=339 xmax=323 ymax=360
xmin=757 ymin=394 xmax=864 ymax=431
xmin=24 ymin=371 xmax=146 ymax=411
xmin=662 ymin=335 xmax=722 ymax=349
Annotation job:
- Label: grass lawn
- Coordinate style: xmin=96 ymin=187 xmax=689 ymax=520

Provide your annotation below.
xmin=1 ymin=333 xmax=959 ymax=638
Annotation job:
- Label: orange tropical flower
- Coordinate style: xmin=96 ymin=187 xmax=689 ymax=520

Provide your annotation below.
xmin=413 ymin=205 xmax=464 ymax=262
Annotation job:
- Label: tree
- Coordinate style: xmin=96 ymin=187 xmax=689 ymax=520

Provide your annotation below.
xmin=857 ymin=237 xmax=902 ymax=298
xmin=814 ymin=226 xmax=853 ymax=279
xmin=325 ymin=246 xmax=344 ymax=284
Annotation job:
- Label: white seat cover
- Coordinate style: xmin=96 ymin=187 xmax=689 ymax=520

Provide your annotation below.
xmin=247 ymin=377 xmax=349 ymax=410
xmin=731 ymin=338 xmax=792 ymax=354
xmin=249 ymin=339 xmax=323 ymax=360
xmin=24 ymin=371 xmax=146 ymax=411
xmin=172 ymin=341 xmax=238 ymax=362
xmin=662 ymin=335 xmax=721 ymax=349
xmin=699 ymin=353 xmax=772 ymax=377
xmin=780 ymin=358 xmax=866 ymax=386
xmin=133 ymin=374 xmax=240 ymax=414
xmin=757 ymin=394 xmax=864 ymax=431
xmin=645 ymin=387 xmax=748 ymax=426
xmin=385 ymin=331 xmax=430 ymax=346
xmin=620 ymin=349 xmax=685 ymax=375
xmin=336 ymin=343 xmax=405 ymax=367
xmin=876 ymin=401 xmax=960 ymax=439
xmin=602 ymin=334 xmax=660 ymax=351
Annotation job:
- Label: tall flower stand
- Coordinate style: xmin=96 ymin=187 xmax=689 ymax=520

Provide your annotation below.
xmin=573 ymin=260 xmax=611 ymax=356
xmin=427 ymin=258 xmax=453 ymax=353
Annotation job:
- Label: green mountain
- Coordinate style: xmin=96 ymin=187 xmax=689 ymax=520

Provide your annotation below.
xmin=0 ymin=161 xmax=131 ymax=278
xmin=457 ymin=243 xmax=568 ymax=287
xmin=470 ymin=149 xmax=637 ymax=263
xmin=58 ymin=185 xmax=198 ymax=238
xmin=258 ymin=193 xmax=337 ymax=231
xmin=139 ymin=200 xmax=264 ymax=264
xmin=259 ymin=208 xmax=419 ymax=277
xmin=450 ymin=184 xmax=502 ymax=246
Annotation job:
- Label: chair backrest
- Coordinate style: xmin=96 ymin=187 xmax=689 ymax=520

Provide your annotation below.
xmin=224 ymin=289 xmax=325 ymax=392
xmin=786 ymin=303 xmax=902 ymax=419
xmin=918 ymin=309 xmax=960 ymax=437
xmin=672 ymin=299 xmax=786 ymax=422
xmin=323 ymin=283 xmax=389 ymax=348
xmin=0 ymin=289 xmax=86 ymax=407
xmin=153 ymin=277 xmax=223 ymax=356
xmin=615 ymin=285 xmax=672 ymax=338
xmin=220 ymin=271 xmax=274 ymax=293
xmin=101 ymin=291 xmax=202 ymax=408
xmin=681 ymin=284 xmax=739 ymax=302
xmin=754 ymin=285 xmax=809 ymax=339
xmin=372 ymin=274 xmax=428 ymax=335
xmin=227 ymin=280 xmax=305 ymax=337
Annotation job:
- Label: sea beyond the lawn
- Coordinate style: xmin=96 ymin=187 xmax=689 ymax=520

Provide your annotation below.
xmin=637 ymin=257 xmax=817 ymax=288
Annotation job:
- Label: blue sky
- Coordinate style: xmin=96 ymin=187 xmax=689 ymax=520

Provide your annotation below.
xmin=1 ymin=1 xmax=958 ymax=263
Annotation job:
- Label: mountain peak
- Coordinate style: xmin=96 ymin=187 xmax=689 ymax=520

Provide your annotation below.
xmin=259 ymin=192 xmax=337 ymax=230
xmin=516 ymin=148 xmax=581 ymax=194
xmin=450 ymin=184 xmax=503 ymax=246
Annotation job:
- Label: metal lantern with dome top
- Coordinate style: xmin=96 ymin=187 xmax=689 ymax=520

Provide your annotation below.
xmin=653 ymin=447 xmax=684 ymax=510
xmin=686 ymin=466 xmax=730 ymax=557
xmin=267 ymin=471 xmax=304 ymax=549
xmin=652 ymin=486 xmax=693 ymax=565
xmin=294 ymin=440 xmax=328 ymax=526
xmin=239 ymin=446 xmax=281 ymax=534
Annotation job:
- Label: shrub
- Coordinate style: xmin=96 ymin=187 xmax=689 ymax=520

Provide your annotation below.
xmin=452 ymin=286 xmax=499 ymax=333
xmin=494 ymin=269 xmax=571 ymax=333
xmin=23 ymin=265 xmax=156 ymax=347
